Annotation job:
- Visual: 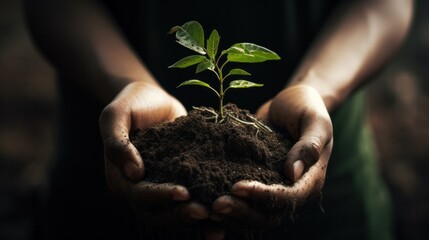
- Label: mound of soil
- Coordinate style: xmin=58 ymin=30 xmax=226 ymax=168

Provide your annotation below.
xmin=130 ymin=104 xmax=293 ymax=227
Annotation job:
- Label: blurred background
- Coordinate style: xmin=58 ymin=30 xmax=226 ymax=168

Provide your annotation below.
xmin=0 ymin=0 xmax=428 ymax=239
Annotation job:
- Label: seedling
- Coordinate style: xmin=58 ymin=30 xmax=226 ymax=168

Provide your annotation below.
xmin=168 ymin=21 xmax=280 ymax=129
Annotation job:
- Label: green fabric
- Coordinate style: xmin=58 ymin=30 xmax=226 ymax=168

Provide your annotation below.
xmin=330 ymin=91 xmax=393 ymax=240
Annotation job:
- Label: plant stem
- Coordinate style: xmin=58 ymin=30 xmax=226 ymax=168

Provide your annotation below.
xmin=219 ymin=88 xmax=224 ymax=118
xmin=214 ymin=52 xmax=231 ymax=118
xmin=218 ymin=64 xmax=224 ymax=118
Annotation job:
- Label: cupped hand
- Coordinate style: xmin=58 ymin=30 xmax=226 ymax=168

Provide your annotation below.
xmin=211 ymin=85 xmax=333 ymax=228
xmin=99 ymin=81 xmax=209 ymax=224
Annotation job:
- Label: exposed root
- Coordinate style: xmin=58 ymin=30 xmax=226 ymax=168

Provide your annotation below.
xmin=192 ymin=106 xmax=219 ymax=122
xmin=192 ymin=106 xmax=272 ymax=137
xmin=245 ymin=113 xmax=272 ymax=133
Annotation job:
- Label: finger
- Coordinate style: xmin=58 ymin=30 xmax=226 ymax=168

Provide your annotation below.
xmin=128 ymin=181 xmax=190 ymax=204
xmin=287 ymin=108 xmax=332 ymax=180
xmin=284 ymin=126 xmax=333 ymax=182
xmin=292 ymin=160 xmax=305 ymax=182
xmin=119 ymin=83 xmax=187 ymax=128
xmin=231 ymin=180 xmax=300 ymax=208
xmin=231 ymin=156 xmax=329 ymax=206
xmin=105 ymin=155 xmax=134 ymax=196
xmin=105 ymin=159 xmax=190 ymax=204
xmin=100 ymin=83 xmax=187 ymax=181
xmin=212 ymin=195 xmax=265 ymax=227
xmin=269 ymin=85 xmax=330 ymax=138
xmin=99 ymin=101 xmax=143 ymax=181
xmin=286 ymin=106 xmax=332 ymax=181
xmin=231 ymin=180 xmax=291 ymax=202
xmin=176 ymin=201 xmax=209 ymax=220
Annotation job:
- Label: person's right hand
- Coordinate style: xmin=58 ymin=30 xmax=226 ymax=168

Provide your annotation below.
xmin=99 ymin=81 xmax=209 ymax=225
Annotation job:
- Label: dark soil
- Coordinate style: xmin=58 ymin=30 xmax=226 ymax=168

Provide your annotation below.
xmin=130 ymin=104 xmax=293 ymax=236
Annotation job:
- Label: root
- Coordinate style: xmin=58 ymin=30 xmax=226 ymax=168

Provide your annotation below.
xmin=192 ymin=106 xmax=272 ymax=137
xmin=192 ymin=106 xmax=219 ymax=122
xmin=245 ymin=113 xmax=273 ymax=133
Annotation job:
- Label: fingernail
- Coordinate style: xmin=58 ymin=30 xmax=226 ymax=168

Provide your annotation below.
xmin=213 ymin=202 xmax=232 ymax=214
xmin=231 ymin=186 xmax=248 ymax=197
xmin=293 ymin=160 xmax=305 ymax=182
xmin=124 ymin=162 xmax=139 ymax=180
xmin=188 ymin=203 xmax=208 ymax=219
xmin=172 ymin=188 xmax=189 ymax=201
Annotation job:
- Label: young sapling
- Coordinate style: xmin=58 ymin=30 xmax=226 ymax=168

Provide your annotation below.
xmin=130 ymin=22 xmax=293 ymax=228
xmin=168 ymin=20 xmax=280 ymax=131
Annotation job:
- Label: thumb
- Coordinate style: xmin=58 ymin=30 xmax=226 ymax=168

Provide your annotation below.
xmin=284 ymin=113 xmax=332 ymax=183
xmin=284 ymin=138 xmax=323 ymax=182
xmin=99 ymin=102 xmax=144 ymax=182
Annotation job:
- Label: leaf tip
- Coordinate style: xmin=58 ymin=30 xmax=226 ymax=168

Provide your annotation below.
xmin=167 ymin=26 xmax=180 ymax=34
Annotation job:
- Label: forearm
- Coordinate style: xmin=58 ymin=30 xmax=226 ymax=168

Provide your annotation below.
xmin=288 ymin=0 xmax=413 ymax=112
xmin=24 ymin=0 xmax=157 ymax=103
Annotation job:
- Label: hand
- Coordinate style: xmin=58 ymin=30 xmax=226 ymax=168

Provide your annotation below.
xmin=99 ymin=81 xmax=209 ymax=225
xmin=211 ymin=85 xmax=333 ymax=228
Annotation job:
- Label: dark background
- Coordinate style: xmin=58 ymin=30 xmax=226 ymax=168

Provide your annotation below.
xmin=1 ymin=0 xmax=428 ymax=239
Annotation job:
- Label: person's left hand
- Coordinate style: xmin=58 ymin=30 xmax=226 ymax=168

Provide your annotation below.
xmin=210 ymin=85 xmax=333 ymax=229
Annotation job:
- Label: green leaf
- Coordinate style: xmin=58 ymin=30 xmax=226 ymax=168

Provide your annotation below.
xmin=182 ymin=21 xmax=205 ymax=47
xmin=174 ymin=21 xmax=206 ymax=55
xmin=196 ymin=59 xmax=215 ymax=73
xmin=227 ymin=68 xmax=251 ymax=76
xmin=169 ymin=55 xmax=206 ymax=68
xmin=177 ymin=79 xmax=219 ymax=96
xmin=228 ymin=80 xmax=264 ymax=89
xmin=207 ymin=29 xmax=220 ymax=60
xmin=224 ymin=43 xmax=280 ymax=63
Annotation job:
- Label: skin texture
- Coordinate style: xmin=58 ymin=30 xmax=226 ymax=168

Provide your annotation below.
xmin=25 ymin=0 xmax=413 ymax=238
